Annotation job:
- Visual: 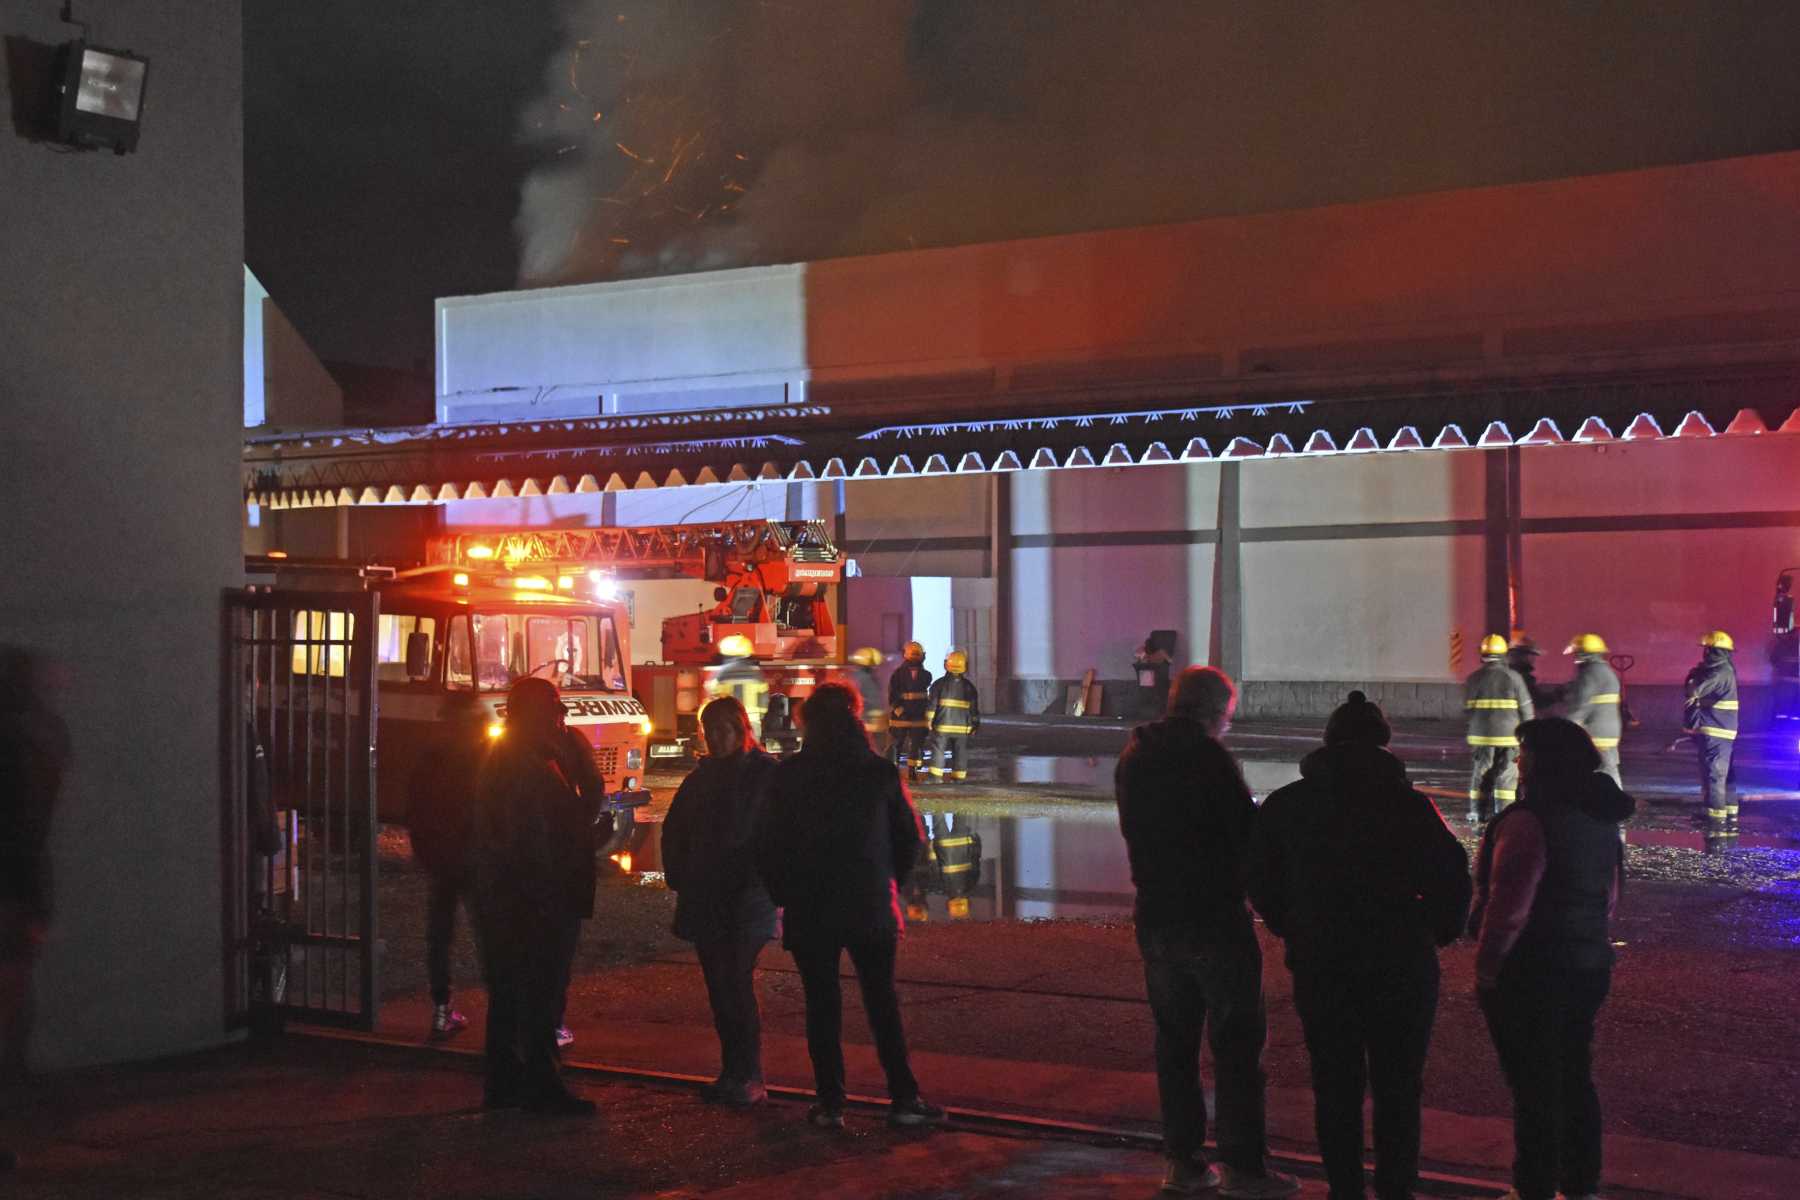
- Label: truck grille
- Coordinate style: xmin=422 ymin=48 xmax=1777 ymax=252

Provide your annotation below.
xmin=591 ymin=745 xmax=618 ymax=779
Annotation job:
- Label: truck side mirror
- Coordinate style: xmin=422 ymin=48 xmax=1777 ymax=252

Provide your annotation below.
xmin=714 ymin=587 xmax=728 ymax=602
xmin=405 ymin=631 xmax=432 ymax=680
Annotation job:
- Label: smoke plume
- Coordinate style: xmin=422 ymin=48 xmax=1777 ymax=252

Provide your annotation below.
xmin=516 ymin=1 xmax=1800 ymax=287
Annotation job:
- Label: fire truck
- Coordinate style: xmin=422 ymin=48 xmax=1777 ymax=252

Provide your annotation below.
xmin=425 ymin=520 xmax=844 ymax=756
xmin=245 ymin=555 xmax=654 ymax=839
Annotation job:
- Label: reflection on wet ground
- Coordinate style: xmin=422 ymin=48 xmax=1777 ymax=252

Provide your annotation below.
xmin=630 ymin=751 xmax=1800 ymax=930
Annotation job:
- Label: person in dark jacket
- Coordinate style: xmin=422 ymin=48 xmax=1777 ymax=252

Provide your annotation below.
xmin=1562 ymin=634 xmax=1623 ymax=786
xmin=471 ymin=677 xmax=608 ymax=1115
xmin=1507 ymin=635 xmax=1562 ymax=711
xmin=1465 ymin=635 xmax=1535 ymax=824
xmin=407 ymin=692 xmax=489 ymax=1040
xmin=753 ymin=681 xmax=943 ymax=1130
xmin=924 ymin=650 xmax=979 ymax=782
xmin=1116 ymin=666 xmax=1298 ymax=1199
xmin=661 ymin=696 xmax=780 ymax=1107
xmin=0 ymin=647 xmax=69 ymax=1089
xmin=1472 ymin=718 xmax=1634 ymax=1200
xmin=1249 ymin=691 xmax=1471 ymax=1200
xmin=1132 ymin=632 xmax=1175 ymax=719
xmin=1684 ymin=631 xmax=1739 ymax=828
xmin=887 ymin=641 xmax=933 ymax=779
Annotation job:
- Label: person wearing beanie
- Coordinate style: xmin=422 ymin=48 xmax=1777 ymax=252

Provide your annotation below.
xmin=1248 ymin=691 xmax=1471 ymax=1200
xmin=1115 ymin=666 xmax=1299 ymax=1198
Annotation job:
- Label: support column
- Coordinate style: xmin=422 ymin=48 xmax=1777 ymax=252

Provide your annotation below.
xmin=832 ymin=480 xmax=847 ymax=655
xmin=1215 ymin=463 xmax=1243 ymax=681
xmin=1505 ymin=446 xmax=1524 ymax=634
xmin=600 ymin=491 xmax=618 ymax=527
xmin=989 ymin=472 xmax=1013 ymax=709
xmin=1483 ymin=449 xmax=1515 ymax=637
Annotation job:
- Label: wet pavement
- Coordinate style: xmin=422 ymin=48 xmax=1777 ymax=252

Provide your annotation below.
xmin=342 ymin=711 xmax=1800 ymax=1197
xmin=617 ymin=714 xmax=1800 ymax=925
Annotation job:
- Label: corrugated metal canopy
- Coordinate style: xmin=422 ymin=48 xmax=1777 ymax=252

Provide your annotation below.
xmin=244 ymin=355 xmax=1800 ymax=509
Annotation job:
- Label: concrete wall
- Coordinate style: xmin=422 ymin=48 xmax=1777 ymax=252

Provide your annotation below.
xmin=435 ymin=264 xmax=807 ymax=422
xmin=435 ymin=152 xmax=1800 ymax=431
xmin=1008 ymin=464 xmax=1218 ymax=713
xmin=1 ymin=2 xmax=244 ymax=1068
xmin=261 ymin=298 xmax=342 ymax=430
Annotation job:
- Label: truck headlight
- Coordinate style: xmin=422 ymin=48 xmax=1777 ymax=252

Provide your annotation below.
xmin=626 ymin=747 xmax=642 ymax=769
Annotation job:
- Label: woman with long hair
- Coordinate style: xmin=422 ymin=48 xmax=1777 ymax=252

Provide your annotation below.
xmin=754 ymin=681 xmax=942 ymax=1129
xmin=1471 ymin=717 xmax=1634 ymax=1200
xmin=661 ymin=695 xmax=780 ymax=1107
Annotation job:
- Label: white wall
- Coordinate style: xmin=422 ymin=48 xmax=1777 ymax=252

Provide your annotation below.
xmin=1241 ymin=536 xmax=1487 ymax=681
xmin=436 ymin=264 xmax=807 ymax=422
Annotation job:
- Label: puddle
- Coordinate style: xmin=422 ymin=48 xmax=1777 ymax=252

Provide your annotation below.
xmin=616 ymin=807 xmax=1139 ymax=922
xmin=613 ymin=751 xmax=1800 ymax=916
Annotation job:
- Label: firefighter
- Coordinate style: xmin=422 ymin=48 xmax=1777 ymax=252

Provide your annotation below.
xmin=711 ymin=635 xmax=769 ymax=741
xmin=1464 ymin=634 xmax=1534 ymax=823
xmin=1506 ymin=633 xmax=1562 ymax=711
xmin=924 ymin=649 xmax=980 ymax=783
xmin=932 ymin=811 xmax=981 ymax=920
xmin=887 ymin=641 xmax=933 ymax=779
xmin=847 ymin=647 xmax=888 ymax=744
xmin=1564 ymin=633 xmax=1624 ymax=786
xmin=1685 ymin=630 xmax=1740 ymax=828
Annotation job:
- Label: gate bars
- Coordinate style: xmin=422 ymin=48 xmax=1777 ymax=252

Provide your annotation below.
xmin=224 ymin=588 xmax=380 ymax=1030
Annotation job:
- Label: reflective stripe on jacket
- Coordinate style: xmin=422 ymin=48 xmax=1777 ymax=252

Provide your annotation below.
xmin=927 ymin=674 xmax=981 ymax=735
xmin=1463 ymin=659 xmax=1534 ymax=747
xmin=1684 ymin=649 xmax=1739 ymax=741
xmin=887 ymin=662 xmax=934 ymax=728
xmin=1566 ymin=658 xmax=1624 ymax=748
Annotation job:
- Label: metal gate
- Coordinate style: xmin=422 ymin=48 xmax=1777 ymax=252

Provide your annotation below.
xmin=224 ymin=587 xmax=380 ymax=1030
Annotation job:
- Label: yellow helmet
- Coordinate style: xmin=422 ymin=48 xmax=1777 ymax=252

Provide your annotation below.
xmin=1700 ymin=630 xmax=1735 ymax=651
xmin=717 ymin=634 xmax=755 ymax=659
xmin=1478 ymin=633 xmax=1509 ymax=658
xmin=902 ymin=640 xmax=925 ymax=663
xmin=945 ymin=649 xmax=968 ymax=674
xmin=849 ymin=646 xmax=883 ymax=668
xmin=1564 ymin=633 xmax=1609 ymax=656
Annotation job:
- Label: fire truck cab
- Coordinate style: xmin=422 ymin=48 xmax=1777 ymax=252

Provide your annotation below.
xmin=248 ymin=557 xmax=653 ymax=839
xmin=424 ymin=521 xmax=844 ymax=759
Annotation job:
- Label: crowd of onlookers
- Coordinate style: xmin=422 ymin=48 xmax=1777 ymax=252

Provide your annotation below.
xmin=1120 ymin=669 xmax=1628 ymax=1200
xmin=0 ymin=624 xmax=1634 ymax=1196
xmin=432 ymin=661 xmax=1626 ymax=1200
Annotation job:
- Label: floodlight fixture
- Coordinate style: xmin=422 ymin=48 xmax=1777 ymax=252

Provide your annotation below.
xmin=55 ymin=40 xmax=149 ymax=154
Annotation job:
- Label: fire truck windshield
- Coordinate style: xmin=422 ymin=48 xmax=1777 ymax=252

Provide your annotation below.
xmin=470 ymin=611 xmax=627 ymax=693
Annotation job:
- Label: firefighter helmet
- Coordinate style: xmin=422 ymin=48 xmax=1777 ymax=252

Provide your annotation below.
xmin=849 ymin=646 xmax=883 ymax=668
xmin=1478 ymin=634 xmax=1509 ymax=658
xmin=1509 ymin=633 xmax=1541 ymax=657
xmin=717 ymin=634 xmax=755 ymax=659
xmin=902 ymin=640 xmax=925 ymax=662
xmin=944 ymin=649 xmax=968 ymax=674
xmin=1564 ymin=633 xmax=1609 ymax=656
xmin=1700 ymin=629 xmax=1735 ymax=651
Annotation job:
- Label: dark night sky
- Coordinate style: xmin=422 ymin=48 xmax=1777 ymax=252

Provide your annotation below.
xmin=247 ymin=2 xmax=1800 ymax=377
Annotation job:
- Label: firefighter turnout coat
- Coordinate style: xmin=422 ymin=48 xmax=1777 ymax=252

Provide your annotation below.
xmin=1464 ymin=659 xmax=1535 ymax=748
xmin=927 ymin=674 xmax=981 ymax=737
xmin=1566 ymin=657 xmax=1624 ymax=752
xmin=1684 ymin=649 xmax=1739 ymax=745
xmin=888 ymin=662 xmax=933 ymax=733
